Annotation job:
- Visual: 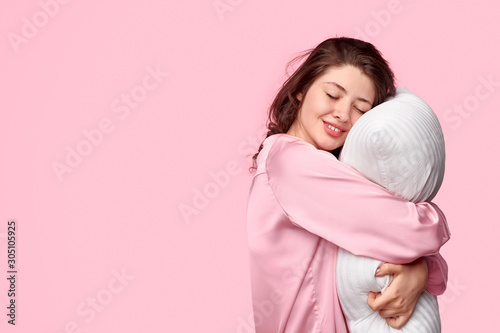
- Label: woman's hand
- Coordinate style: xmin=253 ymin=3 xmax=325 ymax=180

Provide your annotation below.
xmin=366 ymin=258 xmax=428 ymax=329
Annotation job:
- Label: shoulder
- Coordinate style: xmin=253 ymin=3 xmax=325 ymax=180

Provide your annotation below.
xmin=264 ymin=133 xmax=325 ymax=157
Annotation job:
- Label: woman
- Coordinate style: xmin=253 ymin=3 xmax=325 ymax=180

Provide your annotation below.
xmin=247 ymin=37 xmax=449 ymax=332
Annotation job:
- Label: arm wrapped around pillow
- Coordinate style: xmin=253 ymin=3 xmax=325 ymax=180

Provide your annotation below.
xmin=336 ymin=87 xmax=447 ymax=333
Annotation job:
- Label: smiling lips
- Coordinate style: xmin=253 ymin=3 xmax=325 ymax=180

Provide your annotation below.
xmin=323 ymin=121 xmax=346 ymax=138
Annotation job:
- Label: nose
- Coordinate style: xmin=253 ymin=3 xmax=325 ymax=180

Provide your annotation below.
xmin=332 ymin=99 xmax=350 ymax=123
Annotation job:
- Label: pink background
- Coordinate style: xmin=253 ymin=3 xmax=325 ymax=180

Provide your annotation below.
xmin=1 ymin=0 xmax=499 ymax=332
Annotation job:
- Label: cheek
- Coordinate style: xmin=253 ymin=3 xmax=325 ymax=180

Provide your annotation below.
xmin=299 ymin=101 xmax=318 ymax=123
xmin=304 ymin=91 xmax=326 ymax=115
xmin=351 ymin=112 xmax=363 ymax=125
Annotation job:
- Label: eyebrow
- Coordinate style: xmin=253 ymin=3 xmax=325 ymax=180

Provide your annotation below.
xmin=325 ymin=82 xmax=373 ymax=105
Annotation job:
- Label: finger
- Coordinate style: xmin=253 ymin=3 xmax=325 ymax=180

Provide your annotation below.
xmin=367 ymin=291 xmax=389 ymax=311
xmin=386 ymin=314 xmax=411 ymax=329
xmin=376 ymin=263 xmax=403 ymax=277
xmin=378 ymin=308 xmax=405 ymax=318
xmin=367 ymin=292 xmax=380 ymax=311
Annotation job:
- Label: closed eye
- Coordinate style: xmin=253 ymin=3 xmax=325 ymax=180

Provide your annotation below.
xmin=355 ymin=107 xmax=368 ymax=114
xmin=326 ymin=93 xmax=339 ymax=100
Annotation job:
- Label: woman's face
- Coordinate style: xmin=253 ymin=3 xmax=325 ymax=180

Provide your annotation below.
xmin=287 ymin=65 xmax=376 ymax=151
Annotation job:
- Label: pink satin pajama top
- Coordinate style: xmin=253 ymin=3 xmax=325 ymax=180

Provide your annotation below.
xmin=246 ymin=134 xmax=450 ymax=333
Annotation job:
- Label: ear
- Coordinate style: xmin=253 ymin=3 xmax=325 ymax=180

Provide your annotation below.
xmin=296 ymin=92 xmax=303 ymax=101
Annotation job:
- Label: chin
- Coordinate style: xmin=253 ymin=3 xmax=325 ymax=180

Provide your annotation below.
xmin=318 ymin=143 xmax=340 ymax=152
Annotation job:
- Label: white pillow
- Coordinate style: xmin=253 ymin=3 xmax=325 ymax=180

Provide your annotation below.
xmin=340 ymin=87 xmax=445 ymax=202
xmin=336 ymin=87 xmax=445 ymax=333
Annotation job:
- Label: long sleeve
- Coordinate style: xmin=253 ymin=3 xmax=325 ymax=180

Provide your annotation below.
xmin=266 ymin=135 xmax=450 ymax=265
xmin=425 ymin=253 xmax=448 ymax=295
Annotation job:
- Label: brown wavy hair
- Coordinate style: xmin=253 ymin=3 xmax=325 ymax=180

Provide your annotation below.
xmin=251 ymin=37 xmax=396 ymax=171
